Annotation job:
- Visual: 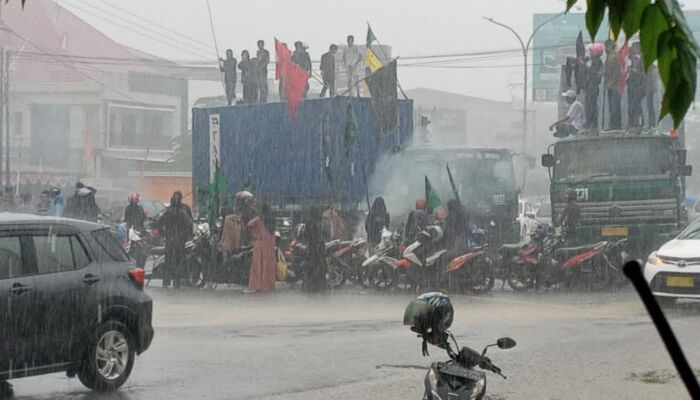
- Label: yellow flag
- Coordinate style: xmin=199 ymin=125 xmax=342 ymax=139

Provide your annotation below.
xmin=364 ymin=48 xmax=382 ymax=73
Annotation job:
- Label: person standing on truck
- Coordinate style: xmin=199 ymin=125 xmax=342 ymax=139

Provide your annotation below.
xmin=550 ymin=90 xmax=585 ymax=138
xmin=292 ymin=41 xmax=312 ymax=98
xmin=627 ymin=42 xmax=646 ymax=128
xmin=604 ymin=39 xmax=623 ymax=130
xmin=559 ymin=189 xmax=581 ymax=241
xmin=239 ymin=50 xmax=259 ymax=104
xmin=584 ymin=43 xmax=604 ymax=129
xmin=646 ymin=63 xmax=659 ymax=128
xmin=343 ymin=35 xmax=362 ymax=97
xmin=219 ymin=49 xmax=237 ymax=105
xmin=365 ymin=197 xmax=390 ymax=247
xmin=320 ymin=44 xmax=338 ymax=98
xmin=158 ymin=191 xmax=193 ymax=288
xmin=256 ymin=40 xmax=270 ymax=103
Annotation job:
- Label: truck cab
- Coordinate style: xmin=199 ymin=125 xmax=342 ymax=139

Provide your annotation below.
xmin=542 ymin=131 xmax=691 ymax=256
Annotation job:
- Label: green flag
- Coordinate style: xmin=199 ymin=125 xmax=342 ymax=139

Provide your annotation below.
xmin=345 ymin=103 xmax=358 ymax=153
xmin=207 ymin=165 xmax=229 ymax=224
xmin=425 ymin=176 xmax=442 ymax=214
xmin=366 ymin=23 xmax=377 ymax=47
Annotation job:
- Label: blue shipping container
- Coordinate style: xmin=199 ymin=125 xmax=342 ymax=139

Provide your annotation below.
xmin=192 ymin=97 xmax=413 ymax=207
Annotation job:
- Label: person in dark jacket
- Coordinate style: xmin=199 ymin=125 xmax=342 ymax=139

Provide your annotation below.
xmin=158 ymin=191 xmax=193 ymax=288
xmin=405 ymin=198 xmax=432 ymax=242
xmin=64 ymin=182 xmax=85 ymax=217
xmin=302 ymin=206 xmax=326 ymax=293
xmin=365 ymin=197 xmax=390 ymax=247
xmin=65 ymin=187 xmax=100 ymax=222
xmin=584 ymin=43 xmax=604 ymax=129
xmin=292 ymin=41 xmax=312 ymax=98
xmin=124 ymin=192 xmax=147 ymax=232
xmin=256 ymin=40 xmax=270 ymax=103
xmin=219 ymin=49 xmax=237 ymax=105
xmin=627 ymin=42 xmax=646 ymax=128
xmin=560 ymin=189 xmax=581 ymax=241
xmin=320 ymin=44 xmax=337 ymax=98
xmin=444 ymin=199 xmax=469 ymax=256
xmin=239 ymin=50 xmax=259 ymax=104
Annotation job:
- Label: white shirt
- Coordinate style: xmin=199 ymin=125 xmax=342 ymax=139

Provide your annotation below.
xmin=343 ymin=45 xmax=361 ymax=68
xmin=566 ymin=100 xmax=585 ymax=130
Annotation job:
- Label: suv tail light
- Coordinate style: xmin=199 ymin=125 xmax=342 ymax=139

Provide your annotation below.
xmin=128 ymin=267 xmax=145 ymax=287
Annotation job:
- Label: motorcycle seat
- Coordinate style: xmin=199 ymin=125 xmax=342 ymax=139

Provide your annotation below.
xmin=554 ymin=243 xmax=603 ymax=258
xmin=499 ymin=241 xmax=529 ymax=256
xmin=150 ymin=246 xmax=166 ymax=256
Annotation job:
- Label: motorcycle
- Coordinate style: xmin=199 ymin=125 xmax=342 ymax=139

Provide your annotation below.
xmin=362 ymin=229 xmax=404 ymax=289
xmin=421 ymin=334 xmax=516 ymax=400
xmin=442 ymin=244 xmax=495 ymax=294
xmin=327 ymin=238 xmax=367 ymax=287
xmin=500 ymin=226 xmax=627 ymax=291
xmin=283 ymin=224 xmax=352 ymax=288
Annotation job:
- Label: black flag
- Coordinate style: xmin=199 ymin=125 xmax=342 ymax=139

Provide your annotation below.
xmin=367 ymin=59 xmax=398 ymax=135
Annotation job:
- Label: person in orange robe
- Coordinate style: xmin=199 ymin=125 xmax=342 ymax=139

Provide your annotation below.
xmin=246 ymin=215 xmax=276 ymax=292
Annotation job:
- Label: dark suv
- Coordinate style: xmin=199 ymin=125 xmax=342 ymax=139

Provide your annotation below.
xmin=0 ymin=214 xmax=153 ymax=395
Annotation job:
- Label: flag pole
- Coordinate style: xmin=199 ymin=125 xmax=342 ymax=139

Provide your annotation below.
xmin=367 ymin=22 xmax=408 ymax=100
xmin=205 ymin=0 xmax=226 ymax=93
xmin=446 ymin=163 xmax=460 ymax=203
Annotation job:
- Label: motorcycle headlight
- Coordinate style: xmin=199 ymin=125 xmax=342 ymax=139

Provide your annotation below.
xmin=469 ymin=377 xmax=486 ymax=400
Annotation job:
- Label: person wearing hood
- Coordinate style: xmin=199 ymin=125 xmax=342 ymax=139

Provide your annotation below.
xmin=444 ymin=199 xmax=469 ymax=257
xmin=365 ymin=197 xmax=390 ymax=247
xmin=302 ymin=206 xmax=326 ymax=293
xmin=157 ymin=191 xmax=193 ymax=288
xmin=246 ymin=203 xmax=277 ymax=292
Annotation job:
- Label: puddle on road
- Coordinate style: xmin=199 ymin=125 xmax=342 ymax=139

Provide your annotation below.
xmin=625 ymin=369 xmax=700 ymax=384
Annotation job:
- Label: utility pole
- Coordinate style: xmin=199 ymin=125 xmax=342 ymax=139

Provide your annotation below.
xmin=5 ymin=50 xmax=9 ymax=187
xmin=483 ymin=13 xmax=563 ymax=153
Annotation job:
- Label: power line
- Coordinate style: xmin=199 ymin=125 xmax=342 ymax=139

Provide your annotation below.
xmin=59 ymin=0 xmax=213 ymax=60
xmin=94 ymin=0 xmax=216 ymax=50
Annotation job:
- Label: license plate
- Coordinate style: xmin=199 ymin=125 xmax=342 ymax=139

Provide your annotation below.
xmin=667 ymin=276 xmax=694 ymax=288
xmin=601 ymin=226 xmax=628 ymax=237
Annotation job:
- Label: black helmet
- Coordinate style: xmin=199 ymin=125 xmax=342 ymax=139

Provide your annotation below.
xmin=404 ymin=292 xmax=453 ymax=337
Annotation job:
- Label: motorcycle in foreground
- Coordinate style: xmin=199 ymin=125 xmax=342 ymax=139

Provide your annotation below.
xmin=421 ymin=334 xmax=516 ymax=399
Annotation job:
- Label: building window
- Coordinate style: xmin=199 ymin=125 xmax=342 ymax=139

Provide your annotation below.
xmin=107 ymin=104 xmax=175 ymax=150
xmin=12 ymin=112 xmax=22 ymax=136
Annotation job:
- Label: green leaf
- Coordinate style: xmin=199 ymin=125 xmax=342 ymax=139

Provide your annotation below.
xmin=656 ymin=30 xmax=677 ymax=84
xmin=566 ymin=0 xmax=578 ymax=12
xmin=621 ymin=0 xmax=650 ymax=38
xmin=659 ymin=0 xmax=700 ymax=56
xmin=607 ymin=0 xmax=623 ymax=39
xmin=585 ymin=0 xmax=607 ymax=41
xmin=660 ymin=56 xmax=695 ymax=127
xmin=639 ymin=3 xmax=669 ymax=70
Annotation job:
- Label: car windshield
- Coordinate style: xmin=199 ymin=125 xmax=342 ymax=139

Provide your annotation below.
xmin=553 ymin=137 xmax=675 ymax=182
xmin=3 ymin=2 xmax=698 ymax=400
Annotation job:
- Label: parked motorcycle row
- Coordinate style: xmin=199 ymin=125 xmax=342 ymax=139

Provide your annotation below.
xmin=121 ymin=214 xmax=628 ymax=293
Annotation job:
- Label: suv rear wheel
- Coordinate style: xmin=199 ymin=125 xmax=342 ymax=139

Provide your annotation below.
xmin=78 ymin=320 xmax=135 ymax=392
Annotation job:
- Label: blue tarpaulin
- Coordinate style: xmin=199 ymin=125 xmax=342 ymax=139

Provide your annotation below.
xmin=192 ymin=97 xmax=413 ymax=207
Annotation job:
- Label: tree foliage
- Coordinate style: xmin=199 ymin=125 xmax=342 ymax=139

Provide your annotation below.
xmin=567 ymin=0 xmax=698 ymax=128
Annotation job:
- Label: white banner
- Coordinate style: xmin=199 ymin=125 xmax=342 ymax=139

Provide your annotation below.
xmin=209 ymin=113 xmax=220 ymax=183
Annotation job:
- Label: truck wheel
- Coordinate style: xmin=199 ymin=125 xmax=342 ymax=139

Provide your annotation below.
xmin=78 ymin=320 xmax=135 ymax=392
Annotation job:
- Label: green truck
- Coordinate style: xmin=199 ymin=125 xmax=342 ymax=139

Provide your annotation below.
xmin=541 ymin=132 xmax=692 ymax=257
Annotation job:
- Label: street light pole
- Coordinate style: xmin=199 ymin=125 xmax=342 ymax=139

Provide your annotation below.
xmin=483 ymin=13 xmax=563 ymax=153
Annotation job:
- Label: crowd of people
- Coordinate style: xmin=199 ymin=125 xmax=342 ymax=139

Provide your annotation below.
xmin=0 ymin=182 xmax=103 ymax=219
xmin=218 ymin=35 xmax=367 ymax=105
xmin=550 ymin=40 xmax=659 ymax=138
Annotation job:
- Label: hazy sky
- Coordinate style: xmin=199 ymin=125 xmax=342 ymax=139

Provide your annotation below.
xmin=55 ymin=0 xmax=700 ymax=102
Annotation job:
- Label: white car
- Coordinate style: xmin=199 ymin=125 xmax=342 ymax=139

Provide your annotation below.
xmin=644 ymin=219 xmax=700 ymax=306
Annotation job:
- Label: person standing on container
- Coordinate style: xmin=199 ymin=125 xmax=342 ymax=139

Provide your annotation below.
xmin=239 ymin=50 xmax=259 ymax=104
xmin=256 ymin=40 xmax=270 ymax=103
xmin=320 ymin=44 xmax=337 ymax=98
xmin=219 ymin=49 xmax=237 ymax=105
xmin=292 ymin=41 xmax=312 ymax=98
xmin=343 ymin=35 xmax=362 ymax=97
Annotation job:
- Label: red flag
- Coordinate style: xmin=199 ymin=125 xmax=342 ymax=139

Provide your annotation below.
xmin=275 ymin=37 xmax=309 ymax=121
xmin=274 ymin=38 xmax=291 ymax=80
xmin=617 ymin=40 xmax=629 ymax=95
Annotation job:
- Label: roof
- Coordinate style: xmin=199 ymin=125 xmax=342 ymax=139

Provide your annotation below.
xmin=404 ymin=88 xmax=513 ymax=111
xmin=0 ymin=212 xmax=104 ymax=231
xmin=0 ymin=0 xmax=164 ymax=86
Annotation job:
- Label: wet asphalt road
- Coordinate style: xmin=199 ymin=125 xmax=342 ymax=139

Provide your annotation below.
xmin=9 ymin=284 xmax=700 ymax=400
